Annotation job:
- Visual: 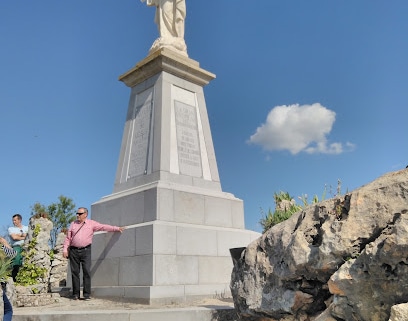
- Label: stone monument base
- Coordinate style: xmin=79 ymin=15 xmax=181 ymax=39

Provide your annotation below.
xmin=89 ymin=181 xmax=260 ymax=304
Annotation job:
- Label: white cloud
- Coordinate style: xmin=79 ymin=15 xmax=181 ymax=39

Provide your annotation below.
xmin=248 ymin=103 xmax=355 ymax=155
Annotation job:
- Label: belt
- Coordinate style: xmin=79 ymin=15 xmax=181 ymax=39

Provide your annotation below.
xmin=70 ymin=244 xmax=91 ymax=250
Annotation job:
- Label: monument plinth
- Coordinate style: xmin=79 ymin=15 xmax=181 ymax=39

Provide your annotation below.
xmin=119 ymin=48 xmax=214 ymax=88
xmin=90 ymin=48 xmax=260 ymax=304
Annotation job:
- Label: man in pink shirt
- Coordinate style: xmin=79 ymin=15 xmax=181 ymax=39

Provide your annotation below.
xmin=63 ymin=207 xmax=125 ymax=300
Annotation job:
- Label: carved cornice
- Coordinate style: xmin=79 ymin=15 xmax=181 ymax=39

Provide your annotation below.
xmin=119 ymin=48 xmax=216 ymax=88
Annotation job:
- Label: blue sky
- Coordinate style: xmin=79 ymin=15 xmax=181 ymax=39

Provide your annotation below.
xmin=1 ymin=1 xmax=407 ymax=234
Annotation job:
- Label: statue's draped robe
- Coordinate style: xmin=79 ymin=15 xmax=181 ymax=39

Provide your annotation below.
xmin=147 ymin=0 xmax=186 ymax=39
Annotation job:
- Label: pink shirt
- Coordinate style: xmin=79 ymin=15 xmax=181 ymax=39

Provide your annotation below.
xmin=63 ymin=219 xmax=120 ymax=252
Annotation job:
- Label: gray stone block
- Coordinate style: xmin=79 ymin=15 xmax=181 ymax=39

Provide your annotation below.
xmin=119 ymin=255 xmax=153 ymax=286
xmin=176 ymin=226 xmax=218 ymax=256
xmin=198 ymin=256 xmax=232 ymax=284
xmin=92 ymin=258 xmax=120 ymax=287
xmin=174 ymin=190 xmax=205 ymax=224
xmin=153 ymin=223 xmax=177 ymax=254
xmin=135 ymin=225 xmax=153 ymax=255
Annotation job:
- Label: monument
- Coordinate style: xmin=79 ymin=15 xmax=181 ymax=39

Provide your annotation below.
xmin=89 ymin=1 xmax=260 ymax=303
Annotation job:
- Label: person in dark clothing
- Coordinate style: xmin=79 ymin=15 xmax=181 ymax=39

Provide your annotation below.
xmin=0 ymin=236 xmax=16 ymax=321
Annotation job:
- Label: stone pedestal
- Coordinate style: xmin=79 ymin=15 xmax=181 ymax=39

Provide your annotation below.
xmin=90 ymin=48 xmax=260 ymax=304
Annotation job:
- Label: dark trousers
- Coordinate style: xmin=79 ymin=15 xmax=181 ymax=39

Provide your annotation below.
xmin=11 ymin=265 xmax=20 ymax=282
xmin=12 ymin=245 xmax=23 ymax=282
xmin=69 ymin=245 xmax=92 ymax=298
xmin=3 ymin=290 xmax=13 ymax=321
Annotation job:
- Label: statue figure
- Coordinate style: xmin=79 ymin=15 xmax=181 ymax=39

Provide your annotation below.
xmin=141 ymin=0 xmax=187 ymax=56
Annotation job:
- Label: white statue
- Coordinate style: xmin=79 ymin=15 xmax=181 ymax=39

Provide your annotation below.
xmin=141 ymin=0 xmax=187 ymax=56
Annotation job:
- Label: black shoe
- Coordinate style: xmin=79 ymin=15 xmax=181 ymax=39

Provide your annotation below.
xmin=70 ymin=295 xmax=79 ymax=300
xmin=83 ymin=297 xmax=91 ymax=301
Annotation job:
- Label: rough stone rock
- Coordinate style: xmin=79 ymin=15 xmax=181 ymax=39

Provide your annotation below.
xmin=7 ymin=218 xmax=70 ymax=307
xmin=49 ymin=232 xmax=68 ymax=289
xmin=21 ymin=217 xmax=53 ymax=293
xmin=230 ymin=169 xmax=408 ymax=321
xmin=388 ymin=303 xmax=408 ymax=321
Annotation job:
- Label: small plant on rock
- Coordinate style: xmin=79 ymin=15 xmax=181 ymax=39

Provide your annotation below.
xmin=259 ymin=192 xmax=302 ymax=233
xmin=16 ymin=224 xmax=47 ymax=287
xmin=259 ymin=181 xmax=345 ymax=233
xmin=0 ymin=256 xmax=13 ymax=283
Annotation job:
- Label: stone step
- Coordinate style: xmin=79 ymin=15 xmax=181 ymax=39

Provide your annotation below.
xmin=13 ymin=296 xmax=237 ymax=321
xmin=14 ymin=306 xmax=237 ymax=321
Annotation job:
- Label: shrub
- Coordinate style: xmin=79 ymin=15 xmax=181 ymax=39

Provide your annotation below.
xmin=16 ymin=224 xmax=47 ymax=287
xmin=0 ymin=256 xmax=13 ymax=283
xmin=259 ymin=181 xmax=344 ymax=233
xmin=259 ymin=192 xmax=302 ymax=233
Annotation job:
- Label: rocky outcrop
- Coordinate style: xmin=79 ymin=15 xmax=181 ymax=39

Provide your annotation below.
xmin=25 ymin=217 xmax=53 ymax=292
xmin=231 ymin=169 xmax=408 ymax=321
xmin=14 ymin=218 xmax=72 ymax=307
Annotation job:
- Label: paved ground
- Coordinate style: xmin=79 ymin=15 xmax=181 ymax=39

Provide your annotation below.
xmin=14 ymin=295 xmax=235 ymax=313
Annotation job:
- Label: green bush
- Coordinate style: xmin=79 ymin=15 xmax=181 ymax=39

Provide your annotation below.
xmin=16 ymin=224 xmax=47 ymax=287
xmin=260 ymin=204 xmax=302 ymax=233
xmin=0 ymin=256 xmax=13 ymax=283
xmin=259 ymin=181 xmax=344 ymax=233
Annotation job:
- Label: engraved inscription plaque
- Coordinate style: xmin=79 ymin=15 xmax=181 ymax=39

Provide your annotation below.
xmin=175 ymin=100 xmax=202 ymax=177
xmin=127 ymin=90 xmax=153 ymax=179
